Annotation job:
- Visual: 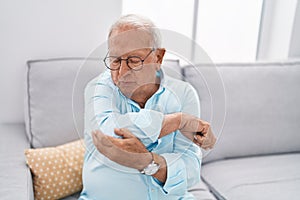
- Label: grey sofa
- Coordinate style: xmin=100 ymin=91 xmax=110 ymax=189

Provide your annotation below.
xmin=185 ymin=61 xmax=300 ymax=199
xmin=1 ymin=58 xmax=299 ymax=200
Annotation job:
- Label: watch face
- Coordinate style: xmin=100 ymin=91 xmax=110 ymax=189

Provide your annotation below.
xmin=143 ymin=162 xmax=160 ymax=175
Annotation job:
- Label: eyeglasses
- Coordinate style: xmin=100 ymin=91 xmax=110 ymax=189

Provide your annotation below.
xmin=103 ymin=48 xmax=155 ymax=71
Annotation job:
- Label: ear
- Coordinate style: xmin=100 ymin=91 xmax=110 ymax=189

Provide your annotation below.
xmin=155 ymin=48 xmax=166 ymax=64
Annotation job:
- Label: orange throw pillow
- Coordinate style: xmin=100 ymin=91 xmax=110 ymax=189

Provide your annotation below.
xmin=25 ymin=139 xmax=85 ymax=200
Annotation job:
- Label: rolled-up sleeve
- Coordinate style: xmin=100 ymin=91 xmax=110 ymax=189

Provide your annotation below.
xmin=159 ymin=133 xmax=201 ymax=195
xmin=152 ymin=82 xmax=202 ymax=196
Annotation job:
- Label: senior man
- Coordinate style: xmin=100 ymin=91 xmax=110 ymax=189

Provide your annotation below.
xmin=79 ymin=14 xmax=216 ymax=200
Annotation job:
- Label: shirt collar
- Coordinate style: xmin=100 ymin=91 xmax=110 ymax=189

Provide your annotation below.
xmin=154 ymin=68 xmax=166 ymax=96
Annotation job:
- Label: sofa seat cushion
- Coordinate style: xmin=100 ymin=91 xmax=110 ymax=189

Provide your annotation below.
xmin=201 ymin=153 xmax=300 ymax=200
xmin=188 ymin=179 xmax=217 ymax=200
xmin=60 ymin=192 xmax=80 ymax=200
xmin=0 ymin=123 xmax=34 ymax=200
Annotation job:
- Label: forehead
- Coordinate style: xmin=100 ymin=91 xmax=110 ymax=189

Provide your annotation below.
xmin=108 ymin=27 xmax=152 ymax=56
xmin=109 ymin=48 xmax=150 ymax=58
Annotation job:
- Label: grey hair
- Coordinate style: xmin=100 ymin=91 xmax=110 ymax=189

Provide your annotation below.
xmin=108 ymin=14 xmax=162 ymax=48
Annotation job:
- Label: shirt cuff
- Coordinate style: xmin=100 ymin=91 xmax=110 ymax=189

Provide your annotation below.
xmin=155 ymin=153 xmax=187 ymax=196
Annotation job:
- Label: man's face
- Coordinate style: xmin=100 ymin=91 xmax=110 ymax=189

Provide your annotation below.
xmin=108 ymin=28 xmax=165 ymax=99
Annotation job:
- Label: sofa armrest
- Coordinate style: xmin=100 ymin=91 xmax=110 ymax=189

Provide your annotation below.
xmin=0 ymin=123 xmax=34 ymax=200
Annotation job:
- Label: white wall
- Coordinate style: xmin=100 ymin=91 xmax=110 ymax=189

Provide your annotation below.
xmin=289 ymin=1 xmax=300 ymax=58
xmin=0 ymin=0 xmax=122 ymax=123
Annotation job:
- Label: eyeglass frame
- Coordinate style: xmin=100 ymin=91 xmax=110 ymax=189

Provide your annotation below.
xmin=103 ymin=48 xmax=156 ymax=71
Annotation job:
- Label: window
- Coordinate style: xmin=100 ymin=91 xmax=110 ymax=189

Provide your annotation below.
xmin=196 ymin=0 xmax=263 ymax=62
xmin=122 ymin=0 xmax=267 ymax=62
xmin=122 ymin=0 xmax=194 ymax=38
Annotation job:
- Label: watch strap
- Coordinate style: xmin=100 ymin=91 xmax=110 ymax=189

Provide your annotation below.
xmin=140 ymin=152 xmax=160 ymax=175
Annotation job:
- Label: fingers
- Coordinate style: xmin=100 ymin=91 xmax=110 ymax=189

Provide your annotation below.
xmin=92 ymin=130 xmax=103 ymax=143
xmin=91 ymin=130 xmax=152 ymax=170
xmin=196 ymin=130 xmax=216 ymax=150
xmin=193 ymin=135 xmax=201 ymax=146
xmin=195 ymin=134 xmax=205 ymax=142
xmin=207 ymin=133 xmax=217 ymax=149
xmin=92 ymin=130 xmax=113 ymax=148
xmin=114 ymin=128 xmax=135 ymax=139
xmin=193 ymin=131 xmax=215 ymax=150
xmin=193 ymin=134 xmax=205 ymax=147
xmin=198 ymin=120 xmax=210 ymax=133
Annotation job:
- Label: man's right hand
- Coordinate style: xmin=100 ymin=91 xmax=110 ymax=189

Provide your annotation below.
xmin=160 ymin=113 xmax=216 ymax=150
xmin=179 ymin=113 xmax=216 ymax=150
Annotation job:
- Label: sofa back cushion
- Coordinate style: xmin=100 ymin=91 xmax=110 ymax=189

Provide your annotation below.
xmin=183 ymin=60 xmax=300 ymax=163
xmin=25 ymin=58 xmax=102 ymax=148
xmin=25 ymin=58 xmax=181 ymax=148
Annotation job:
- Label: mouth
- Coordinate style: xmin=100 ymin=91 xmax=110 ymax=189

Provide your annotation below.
xmin=118 ymin=81 xmax=136 ymax=87
xmin=119 ymin=80 xmax=135 ymax=84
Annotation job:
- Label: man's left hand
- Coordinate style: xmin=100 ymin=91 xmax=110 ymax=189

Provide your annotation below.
xmin=92 ymin=129 xmax=151 ymax=170
xmin=107 ymin=128 xmax=148 ymax=153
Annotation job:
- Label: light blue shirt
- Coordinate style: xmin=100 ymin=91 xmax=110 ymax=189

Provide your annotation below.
xmin=79 ymin=69 xmax=202 ymax=200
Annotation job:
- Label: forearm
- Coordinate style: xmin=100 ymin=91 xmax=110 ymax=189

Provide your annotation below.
xmin=159 ymin=113 xmax=182 ymax=138
xmin=152 ymin=153 xmax=167 ymax=183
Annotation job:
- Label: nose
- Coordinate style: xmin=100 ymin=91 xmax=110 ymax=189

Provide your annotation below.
xmin=118 ymin=59 xmax=131 ymax=77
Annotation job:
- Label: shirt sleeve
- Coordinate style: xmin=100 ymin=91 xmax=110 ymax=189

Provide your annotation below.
xmin=84 ymin=73 xmax=164 ymax=153
xmin=152 ymin=82 xmax=202 ymax=196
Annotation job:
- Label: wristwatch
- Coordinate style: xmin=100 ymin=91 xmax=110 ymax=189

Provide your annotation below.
xmin=140 ymin=152 xmax=160 ymax=175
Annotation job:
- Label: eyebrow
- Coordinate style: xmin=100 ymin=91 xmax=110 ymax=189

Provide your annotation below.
xmin=109 ymin=52 xmax=146 ymax=58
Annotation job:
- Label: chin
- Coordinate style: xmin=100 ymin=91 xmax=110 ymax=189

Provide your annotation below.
xmin=118 ymin=86 xmax=134 ymax=98
xmin=118 ymin=82 xmax=138 ymax=96
xmin=121 ymin=90 xmax=135 ymax=99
